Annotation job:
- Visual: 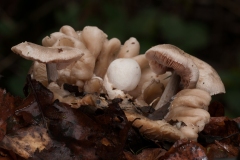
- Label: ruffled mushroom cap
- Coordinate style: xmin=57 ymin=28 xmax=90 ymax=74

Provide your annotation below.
xmin=43 ymin=32 xmax=86 ymax=50
xmin=41 ymin=26 xmax=109 ymax=88
xmin=81 ymin=26 xmax=107 ymax=57
xmin=103 ymin=58 xmax=141 ymax=99
xmin=94 ymin=38 xmax=121 ymax=78
xmin=164 ymin=89 xmax=211 ymax=141
xmin=117 ymin=37 xmax=140 ymax=58
xmin=59 ymin=25 xmax=79 ymax=38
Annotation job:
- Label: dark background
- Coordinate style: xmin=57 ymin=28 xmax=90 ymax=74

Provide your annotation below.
xmin=0 ymin=0 xmax=239 ymax=117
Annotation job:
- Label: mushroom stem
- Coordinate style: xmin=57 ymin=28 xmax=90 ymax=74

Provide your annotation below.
xmin=148 ymin=72 xmax=179 ymax=120
xmin=154 ymin=71 xmax=180 ymax=110
xmin=46 ymin=63 xmax=58 ymax=83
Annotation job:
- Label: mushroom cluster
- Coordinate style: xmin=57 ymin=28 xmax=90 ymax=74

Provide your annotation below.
xmin=11 ymin=25 xmax=225 ymax=142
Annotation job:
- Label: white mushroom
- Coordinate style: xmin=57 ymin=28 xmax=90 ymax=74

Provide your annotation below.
xmin=103 ymin=58 xmax=141 ymax=99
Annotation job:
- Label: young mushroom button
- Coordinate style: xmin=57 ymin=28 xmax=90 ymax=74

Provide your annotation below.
xmin=145 ymin=44 xmax=199 ymax=110
xmin=103 ymin=58 xmax=141 ymax=99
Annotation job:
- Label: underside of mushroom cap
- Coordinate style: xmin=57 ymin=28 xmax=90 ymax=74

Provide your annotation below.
xmin=145 ymin=44 xmax=199 ymax=89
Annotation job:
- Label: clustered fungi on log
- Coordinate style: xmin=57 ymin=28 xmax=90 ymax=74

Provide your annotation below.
xmin=1 ymin=25 xmax=237 ymax=159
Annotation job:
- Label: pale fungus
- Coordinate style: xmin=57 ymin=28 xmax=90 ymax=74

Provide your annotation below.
xmin=103 ymin=58 xmax=141 ymax=99
xmin=164 ymin=89 xmax=211 ymax=141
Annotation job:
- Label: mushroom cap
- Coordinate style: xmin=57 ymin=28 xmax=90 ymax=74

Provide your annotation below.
xmin=11 ymin=42 xmax=85 ymax=63
xmin=186 ymin=55 xmax=226 ymax=95
xmin=145 ymin=44 xmax=199 ymax=89
xmin=42 ymin=32 xmax=86 ymax=49
xmin=106 ymin=58 xmax=141 ymax=91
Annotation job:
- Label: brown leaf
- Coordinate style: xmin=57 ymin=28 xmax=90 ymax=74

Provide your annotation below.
xmin=199 ymin=117 xmax=240 ymax=158
xmin=208 ymin=101 xmax=225 ymax=117
xmin=124 ymin=148 xmax=166 ymax=160
xmin=160 ymin=139 xmax=207 ymax=160
xmin=201 ymin=117 xmax=239 ymax=139
xmin=0 ymin=89 xmax=22 ymax=141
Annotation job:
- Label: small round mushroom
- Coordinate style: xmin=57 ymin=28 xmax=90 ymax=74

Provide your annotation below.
xmin=164 ymin=89 xmax=211 ymax=141
xmin=103 ymin=58 xmax=141 ymax=99
xmin=117 ymin=37 xmax=140 ymax=58
xmin=145 ymin=44 xmax=199 ymax=110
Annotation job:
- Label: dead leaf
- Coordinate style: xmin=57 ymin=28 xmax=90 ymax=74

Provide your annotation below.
xmin=208 ymin=101 xmax=225 ymax=117
xmin=160 ymin=139 xmax=207 ymax=160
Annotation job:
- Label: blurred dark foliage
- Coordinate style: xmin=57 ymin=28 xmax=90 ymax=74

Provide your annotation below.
xmin=0 ymin=0 xmax=240 ymax=117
